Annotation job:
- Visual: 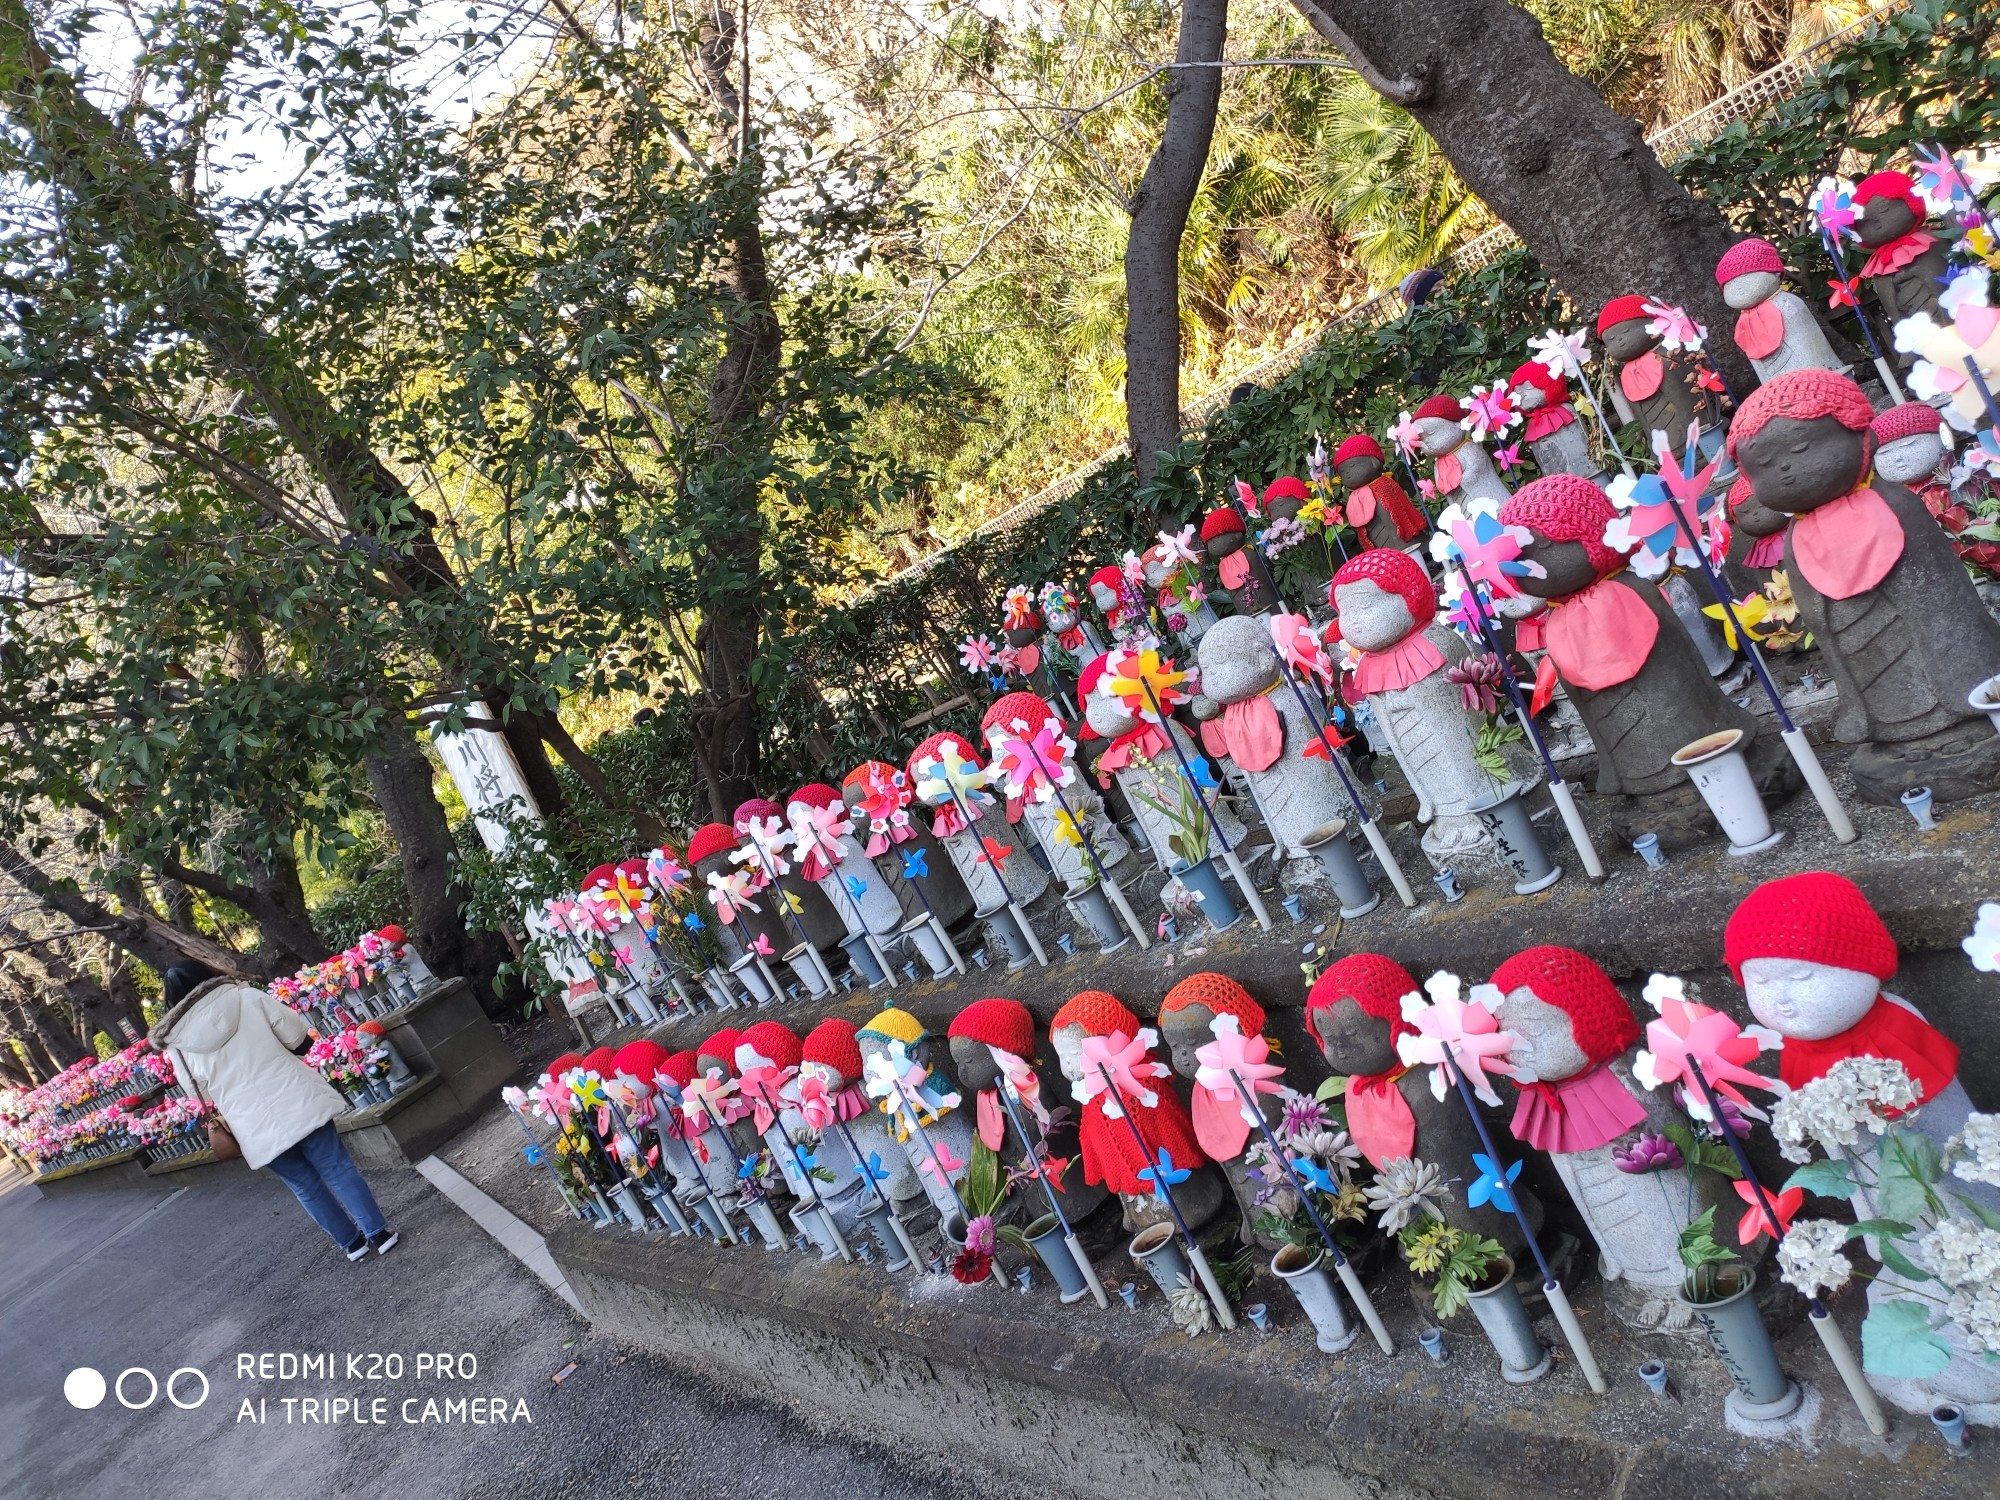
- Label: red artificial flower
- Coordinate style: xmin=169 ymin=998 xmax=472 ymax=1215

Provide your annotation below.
xmin=1733 ymin=1179 xmax=1803 ymax=1244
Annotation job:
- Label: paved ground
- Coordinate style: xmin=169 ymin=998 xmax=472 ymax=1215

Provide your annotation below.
xmin=0 ymin=1160 xmax=986 ymax=1500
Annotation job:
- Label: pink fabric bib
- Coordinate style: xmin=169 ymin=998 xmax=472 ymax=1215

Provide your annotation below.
xmin=1014 ymin=642 xmax=1040 ymax=676
xmin=1218 ymin=549 xmax=1251 ymax=590
xmin=1545 ymin=576 xmax=1661 ymax=691
xmin=1524 ymin=404 xmax=1576 ymax=443
xmin=1346 ymin=1070 xmax=1418 ymax=1169
xmin=1350 ymin=631 xmax=1447 ymax=695
xmin=1509 ymin=1064 xmax=1648 ymax=1154
xmin=1860 ymin=230 xmax=1935 ymax=280
xmin=1789 ymin=486 xmax=1904 ymax=599
xmin=1199 ymin=694 xmax=1283 ymax=772
xmin=1745 ymin=531 xmax=1787 ymax=569
xmin=1620 ymin=351 xmax=1664 ymax=402
xmin=1434 ymin=446 xmax=1464 ymax=494
xmin=1734 ymin=301 xmax=1786 ymax=361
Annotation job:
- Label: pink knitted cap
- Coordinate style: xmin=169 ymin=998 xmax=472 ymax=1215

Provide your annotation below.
xmin=1499 ymin=474 xmax=1628 ymax=577
xmin=1716 ymin=238 xmax=1784 ymax=284
xmin=1871 ymin=401 xmax=1943 ymax=445
xmin=1727 ymin=369 xmax=1876 ymax=462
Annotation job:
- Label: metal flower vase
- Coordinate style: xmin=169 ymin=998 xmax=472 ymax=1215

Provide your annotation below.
xmin=1300 ymin=821 xmax=1379 ymax=918
xmin=1671 ymin=729 xmax=1784 ymax=856
xmin=1173 ymin=856 xmax=1242 ymax=931
xmin=1679 ymin=1266 xmax=1801 ymax=1424
xmin=1464 ymin=1255 xmax=1552 ymax=1383
xmin=1271 ymin=1244 xmax=1358 ymax=1352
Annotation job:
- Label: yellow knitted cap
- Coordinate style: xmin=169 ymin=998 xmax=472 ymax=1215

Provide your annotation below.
xmin=857 ymin=1006 xmax=927 ymax=1046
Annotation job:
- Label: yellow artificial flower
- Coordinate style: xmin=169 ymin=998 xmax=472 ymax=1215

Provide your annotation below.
xmin=1701 ymin=593 xmax=1773 ymax=652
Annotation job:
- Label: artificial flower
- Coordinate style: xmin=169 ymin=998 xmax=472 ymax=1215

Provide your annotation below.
xmin=1776 ymin=1217 xmax=1854 ymax=1298
xmin=1611 ymin=1131 xmax=1684 ymax=1174
xmin=1964 ymin=901 xmax=2000 ymax=973
xmin=1734 ymin=1179 xmax=1804 ymax=1243
xmin=1769 ymin=1055 xmax=1921 ymax=1163
xmin=950 ymin=1213 xmax=996 ymax=1284
xmin=1364 ymin=1155 xmax=1449 ymax=1233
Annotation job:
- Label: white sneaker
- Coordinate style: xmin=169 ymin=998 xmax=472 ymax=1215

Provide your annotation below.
xmin=368 ymin=1230 xmax=399 ymax=1256
xmin=344 ymin=1239 xmax=369 ymax=1262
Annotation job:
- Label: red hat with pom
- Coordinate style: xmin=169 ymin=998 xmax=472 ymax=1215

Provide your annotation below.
xmin=1596 ymin=294 xmax=1652 ymax=335
xmin=1200 ymin=507 xmax=1245 ymax=542
xmin=1413 ymin=393 xmax=1466 ymax=424
xmin=1263 ymin=476 xmax=1310 ymax=507
xmin=1716 ymin=237 xmax=1784 ymax=284
xmin=982 ymin=690 xmax=1059 ymax=739
xmin=612 ymin=1039 xmax=671 ymax=1087
xmin=1723 ymin=872 xmax=1898 ymax=986
xmin=658 ymin=1050 xmax=698 ymax=1089
xmin=695 ymin=1028 xmax=742 ymax=1072
xmin=1333 ymin=433 xmax=1385 ymax=467
xmin=948 ymin=997 xmax=1037 ymax=1057
xmin=687 ymin=822 xmax=739 ymax=865
xmin=1332 ymin=547 xmax=1435 ymax=628
xmin=1727 ymin=368 xmax=1876 ymax=464
xmin=788 ymin=782 xmax=843 ymax=811
xmin=1051 ymin=989 xmax=1140 ymax=1039
xmin=1489 ymin=946 xmax=1640 ymax=1069
xmin=1853 ymin=170 xmax=1925 ymax=220
xmin=801 ymin=1018 xmax=864 ymax=1080
xmin=1305 ymin=954 xmax=1419 ymax=1049
xmin=1872 ymin=401 xmax=1944 ymax=445
xmin=1501 ymin=474 xmax=1629 ymax=577
xmin=907 ymin=731 xmax=981 ymax=783
xmin=1159 ymin=973 xmax=1265 ymax=1036
xmin=736 ymin=1021 xmax=804 ymax=1073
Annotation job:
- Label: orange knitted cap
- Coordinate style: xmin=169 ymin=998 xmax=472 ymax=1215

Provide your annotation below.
xmin=1159 ymin=973 xmax=1265 ymax=1036
xmin=1051 ymin=990 xmax=1140 ymax=1038
xmin=1723 ymin=872 xmax=1898 ymax=986
xmin=947 ymin=998 xmax=1037 ymax=1057
xmin=1489 ymin=946 xmax=1640 ymax=1069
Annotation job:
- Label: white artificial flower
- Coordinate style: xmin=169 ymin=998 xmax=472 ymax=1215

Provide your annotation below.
xmin=1776 ymin=1218 xmax=1854 ymax=1298
xmin=1948 ymin=1112 xmax=2000 ymax=1188
xmin=1529 ymin=328 xmax=1590 ymax=374
xmin=1768 ymin=1055 xmax=1920 ymax=1163
xmin=1641 ymin=973 xmax=1686 ymax=1013
xmin=1364 ymin=1156 xmax=1449 ymax=1234
xmin=1964 ymin=902 xmax=2000 ymax=973
xmin=1920 ymin=1218 xmax=2000 ymax=1290
xmin=1423 ymin=970 xmax=1462 ymax=1007
xmin=1938 ymin=266 xmax=1992 ymax=320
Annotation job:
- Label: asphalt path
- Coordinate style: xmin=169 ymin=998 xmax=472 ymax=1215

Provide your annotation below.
xmin=0 ymin=1159 xmax=985 ymax=1500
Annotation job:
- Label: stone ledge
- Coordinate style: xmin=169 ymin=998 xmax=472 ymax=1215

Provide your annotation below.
xmin=549 ymin=1221 xmax=1992 ymax=1500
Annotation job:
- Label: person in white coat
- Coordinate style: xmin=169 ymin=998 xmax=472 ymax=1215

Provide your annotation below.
xmin=151 ymin=964 xmax=398 ymax=1261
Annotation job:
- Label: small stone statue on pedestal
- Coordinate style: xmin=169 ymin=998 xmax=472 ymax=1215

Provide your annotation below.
xmin=1202 ymin=507 xmax=1277 ymax=614
xmin=1411 ymin=395 xmax=1511 ymax=508
xmin=1597 ymin=295 xmax=1727 ymax=466
xmin=1508 ymin=361 xmax=1598 ymax=480
xmin=1714 ymin=237 xmax=1846 ymax=382
xmin=1157 ymin=974 xmax=1284 ymax=1249
xmin=1332 ymin=434 xmax=1430 ymax=554
xmin=800 ymin=1017 xmax=926 ymax=1219
xmin=947 ymin=997 xmax=1101 ymax=1220
xmin=1079 ymin=654 xmax=1247 ymax=873
xmin=856 ymin=1006 xmax=977 ymax=1226
xmin=1851 ymin=171 xmax=1953 ymax=356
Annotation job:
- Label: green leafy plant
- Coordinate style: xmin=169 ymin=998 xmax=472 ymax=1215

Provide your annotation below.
xmin=1127 ymin=757 xmax=1212 ymax=869
xmin=1471 ymin=718 xmax=1527 ymax=782
xmin=1677 ymin=1206 xmax=1742 ymax=1304
xmin=1403 ymin=1218 xmax=1510 ymax=1319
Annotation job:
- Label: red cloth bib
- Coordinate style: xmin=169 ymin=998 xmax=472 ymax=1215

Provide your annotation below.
xmin=1434 ymin=446 xmax=1464 ymax=494
xmin=1345 ymin=1069 xmax=1417 ymax=1169
xmin=1524 ymin=403 xmax=1577 ymax=443
xmin=1199 ymin=695 xmax=1283 ymax=772
xmin=1789 ymin=485 xmax=1904 ymax=599
xmin=1545 ymin=576 xmax=1661 ymax=690
xmin=1095 ymin=722 xmax=1170 ymax=786
xmin=1620 ymin=351 xmax=1664 ymax=402
xmin=1515 ymin=612 xmax=1546 ymax=653
xmin=1745 ymin=531 xmax=1787 ymax=569
xmin=1218 ymin=549 xmax=1251 ymax=590
xmin=1778 ymin=996 xmax=1959 ymax=1105
xmin=1509 ymin=1064 xmax=1648 ymax=1154
xmin=1350 ymin=631 xmax=1447 ymax=695
xmin=1735 ymin=301 xmax=1786 ymax=361
xmin=1860 ymin=230 xmax=1935 ymax=281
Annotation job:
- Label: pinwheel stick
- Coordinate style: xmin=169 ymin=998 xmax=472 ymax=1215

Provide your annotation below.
xmin=1137 ymin=679 xmax=1272 ymax=932
xmin=604 ymin=886 xmax=688 ymax=1015
xmin=1552 ymin=343 xmax=1636 ymax=481
xmin=1438 ymin=1054 xmax=1606 ymax=1394
xmin=602 ymin=1094 xmax=692 ymax=1235
xmin=898 ymin=870 xmax=969 ymax=978
xmin=751 ymin=1081 xmax=854 ymax=1263
xmin=898 ymin=1095 xmax=1008 ymax=1287
xmin=1018 ymin=737 xmax=1151 ymax=950
xmin=1821 ymin=230 xmax=1907 ymax=403
xmin=995 ymin=1081 xmax=1109 ymax=1309
xmin=1095 ymin=1065 xmax=1236 ymax=1330
xmin=830 ymin=1114 xmax=922 ymax=1272
xmin=1451 ymin=559 xmax=1605 ymax=881
xmin=1963 ymin=354 xmax=2000 ymax=446
xmin=740 ymin=830 xmax=839 ymax=997
xmin=506 ymin=1103 xmax=589 ymax=1220
xmin=1227 ymin=1067 xmax=1393 ymax=1354
xmin=940 ymin=780 xmax=1049 ymax=969
xmin=826 ymin=868 xmax=899 ymax=990
xmin=1656 ymin=490 xmax=1856 ymax=844
xmin=658 ymin=1084 xmax=741 ymax=1243
xmin=1684 ymin=1060 xmax=1887 ymax=1434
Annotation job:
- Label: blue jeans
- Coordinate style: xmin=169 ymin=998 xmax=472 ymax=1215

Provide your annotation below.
xmin=264 ymin=1121 xmax=387 ymax=1248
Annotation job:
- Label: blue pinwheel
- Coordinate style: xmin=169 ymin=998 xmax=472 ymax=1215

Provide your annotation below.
xmin=900 ymin=848 xmax=929 ymax=881
xmin=987 ymin=672 xmax=1008 ymax=693
xmin=737 ymin=1154 xmax=763 ymax=1181
xmin=853 ymin=1152 xmax=890 ymax=1189
xmin=1290 ymin=1155 xmax=1337 ymax=1195
xmin=1188 ymin=755 xmax=1221 ymax=793
xmin=1138 ymin=1148 xmax=1191 ymax=1204
xmin=1468 ymin=1152 xmax=1524 ymax=1212
xmin=843 ymin=875 xmax=869 ymax=901
xmin=794 ymin=1144 xmax=821 ymax=1176
xmin=682 ymin=911 xmax=705 ymax=932
xmin=521 ymin=1143 xmax=546 ymax=1167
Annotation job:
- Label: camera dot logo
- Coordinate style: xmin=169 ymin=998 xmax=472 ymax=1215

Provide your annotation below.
xmin=63 ymin=1368 xmax=107 ymax=1410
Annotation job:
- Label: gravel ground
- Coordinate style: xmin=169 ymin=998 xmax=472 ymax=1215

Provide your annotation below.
xmin=0 ymin=1161 xmax=986 ymax=1500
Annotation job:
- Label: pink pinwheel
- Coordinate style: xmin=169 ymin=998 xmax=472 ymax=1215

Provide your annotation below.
xmin=1435 ymin=497 xmax=1538 ymax=598
xmin=1529 ymin=328 xmax=1590 ymax=375
xmin=1734 ymin=1180 xmax=1803 ymax=1244
xmin=854 ymin=764 xmax=916 ymax=855
xmin=1271 ymin=612 xmax=1332 ymax=685
xmin=995 ymin=642 xmax=1021 ymax=675
xmin=1641 ymin=300 xmax=1707 ymax=353
xmin=985 ymin=716 xmax=1076 ymax=803
xmin=1191 ymin=1015 xmax=1286 ymax=1160
xmin=1387 ymin=409 xmax=1423 ymax=457
xmin=1631 ymin=974 xmax=1785 ymax=1120
xmin=1395 ymin=972 xmax=1518 ymax=1107
xmin=959 ymin=634 xmax=998 ymax=673
xmin=749 ymin=932 xmax=774 ymax=958
xmin=989 ymin=1045 xmax=1051 ymax=1128
xmin=1078 ymin=1028 xmax=1168 ymax=1118
xmin=1232 ymin=479 xmax=1261 ymax=518
xmin=795 ymin=1070 xmax=865 ymax=1132
xmin=1494 ymin=442 xmax=1522 ymax=473
xmin=705 ymin=867 xmax=760 ymax=925
xmin=918 ymin=1137 xmax=967 ymax=1187
xmin=736 ymin=1061 xmax=795 ymax=1134
xmin=786 ymin=798 xmax=852 ymax=882
xmin=1811 ymin=175 xmax=1858 ymax=241
xmin=1160 ymin=525 xmax=1203 ymax=565
xmin=681 ymin=1069 xmax=739 ymax=1132
xmin=1461 ymin=380 xmax=1521 ymax=442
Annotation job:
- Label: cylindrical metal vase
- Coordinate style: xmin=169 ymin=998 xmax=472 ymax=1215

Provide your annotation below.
xmin=1301 ymin=821 xmax=1379 ymax=918
xmin=1271 ymin=1245 xmax=1358 ymax=1352
xmin=1672 ymin=729 xmax=1785 ymax=856
xmin=1466 ymin=787 xmax=1562 ymax=895
xmin=1465 ymin=1256 xmax=1552 ymax=1383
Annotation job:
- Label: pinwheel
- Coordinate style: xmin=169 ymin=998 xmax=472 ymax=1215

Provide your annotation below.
xmin=1603 ymin=426 xmax=1719 ymax=579
xmin=985 ymin=716 xmax=1077 ymax=802
xmin=988 ymin=1044 xmax=1050 ymax=1128
xmin=1734 ymin=1179 xmax=1803 ymax=1243
xmin=570 ymin=1071 xmax=610 ymax=1111
xmin=1468 ymin=1153 xmax=1525 ymax=1212
xmin=682 ymin=910 xmax=704 ymax=931
xmin=1395 ymin=971 xmax=1519 ymax=1107
xmin=1077 ymin=1028 xmax=1168 ymax=1117
xmin=1427 ymin=497 xmax=1541 ymax=598
xmin=1138 ymin=1148 xmax=1191 ymax=1204
xmin=1103 ymin=647 xmax=1187 ymax=721
xmin=1291 ymin=1156 xmax=1339 ymax=1196
xmin=1894 ymin=268 xmax=2000 ymax=435
xmin=899 ymin=848 xmax=928 ymax=881
xmin=1811 ymin=175 xmax=1858 ymax=240
xmin=1231 ymin=478 xmax=1261 ymax=517
xmin=681 ymin=1069 xmax=739 ymax=1132
xmin=959 ymin=634 xmax=998 ymax=673
xmin=1192 ymin=1014 xmax=1286 ymax=1159
xmin=738 ymin=1059 xmax=794 ymax=1133
xmin=749 ymin=932 xmax=775 ymax=958
xmin=862 ymin=1046 xmax=960 ymax=1138
xmin=1529 ymin=327 xmax=1591 ymax=375
xmin=1640 ymin=301 xmax=1708 ymax=353
xmin=842 ymin=874 xmax=869 ymax=902
xmin=911 ymin=742 xmax=993 ymax=823
xmin=705 ymin=868 xmax=760 ymax=925
xmin=730 ymin=815 xmax=792 ymax=887
xmin=1387 ymin=409 xmax=1423 ymax=457
xmin=1160 ymin=525 xmax=1203 ymax=565
xmin=1460 ymin=380 xmax=1521 ymax=442
xmin=917 ymin=1136 xmax=966 ymax=1188
xmin=853 ymin=1151 xmax=891 ymax=1190
xmin=854 ymin=764 xmax=917 ymax=855
xmin=1049 ymin=808 xmax=1087 ymax=848
xmin=786 ymin=797 xmax=853 ymax=882
xmin=976 ymin=836 xmax=1013 ymax=870
xmin=1631 ymin=972 xmax=1786 ymax=1120
xmin=796 ymin=1070 xmax=866 ymax=1131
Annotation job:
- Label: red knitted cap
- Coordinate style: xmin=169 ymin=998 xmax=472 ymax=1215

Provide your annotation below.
xmin=1051 ymin=990 xmax=1140 ymax=1038
xmin=1200 ymin=507 xmax=1245 ymax=542
xmin=1332 ymin=548 xmax=1436 ymax=630
xmin=1076 ymin=654 xmax=1112 ymax=702
xmin=1872 ymin=401 xmax=1943 ymax=444
xmin=1728 ymin=369 xmax=1876 ymax=464
xmin=801 ymin=1018 xmax=863 ymax=1079
xmin=1088 ymin=564 xmax=1124 ymax=594
xmin=1723 ymin=872 xmax=1898 ymax=987
xmin=687 ymin=823 xmax=739 ymax=864
xmin=948 ymin=997 xmax=1037 ymax=1056
xmin=658 ymin=1050 xmax=698 ymax=1088
xmin=1853 ymin=170 xmax=1924 ymax=219
xmin=1727 ymin=472 xmax=1756 ymax=517
xmin=581 ymin=862 xmax=618 ymax=892
xmin=695 ymin=1028 xmax=742 ymax=1072
xmin=1501 ymin=474 xmax=1628 ymax=578
xmin=546 ymin=1051 xmax=585 ymax=1078
xmin=1716 ymin=237 xmax=1784 ymax=284
xmin=1489 ymin=946 xmax=1640 ymax=1070
xmin=1159 ymin=973 xmax=1265 ymax=1036
xmin=908 ymin=731 xmax=981 ymax=783
xmin=737 ymin=1021 xmax=803 ymax=1073
xmin=789 ymin=782 xmax=842 ymax=811
xmin=734 ymin=797 xmax=785 ymax=828
xmin=842 ymin=760 xmax=901 ymax=794
xmin=1509 ymin=360 xmax=1567 ymax=406
xmin=1263 ymin=476 xmax=1310 ymax=506
xmin=1305 ymin=955 xmax=1419 ymax=1049
xmin=612 ymin=1039 xmax=670 ymax=1083
xmin=1333 ymin=433 xmax=1385 ymax=467
xmin=1596 ymin=294 xmax=1652 ymax=334
xmin=581 ymin=1046 xmax=617 ymax=1076
xmin=982 ymin=690 xmax=1059 ymax=737
xmin=1413 ymin=394 xmax=1466 ymax=423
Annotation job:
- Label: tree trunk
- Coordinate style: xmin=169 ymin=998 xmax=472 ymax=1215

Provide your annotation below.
xmin=363 ymin=715 xmax=515 ymax=1019
xmin=0 ymin=841 xmax=246 ymax=978
xmin=1286 ymin=0 xmax=1755 ymax=395
xmin=1124 ymin=0 xmax=1230 ymax=490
